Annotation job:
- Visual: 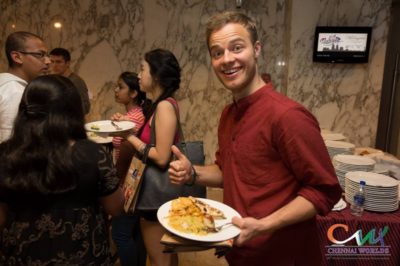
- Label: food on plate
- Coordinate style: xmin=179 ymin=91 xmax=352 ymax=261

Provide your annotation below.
xmin=359 ymin=149 xmax=371 ymax=156
xmin=168 ymin=197 xmax=225 ymax=235
xmin=87 ymin=132 xmax=97 ymax=137
xmin=190 ymin=196 xmax=226 ymax=219
xmin=90 ymin=124 xmax=100 ymax=130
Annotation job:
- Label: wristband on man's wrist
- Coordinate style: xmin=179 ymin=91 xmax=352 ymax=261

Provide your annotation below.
xmin=185 ymin=165 xmax=197 ymax=186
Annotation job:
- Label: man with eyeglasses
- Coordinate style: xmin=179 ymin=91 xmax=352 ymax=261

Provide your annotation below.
xmin=50 ymin=48 xmax=91 ymax=114
xmin=0 ymin=31 xmax=50 ymax=142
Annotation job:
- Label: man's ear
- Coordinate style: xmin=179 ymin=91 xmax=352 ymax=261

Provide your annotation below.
xmin=254 ymin=41 xmax=261 ymax=58
xmin=10 ymin=51 xmax=23 ymax=65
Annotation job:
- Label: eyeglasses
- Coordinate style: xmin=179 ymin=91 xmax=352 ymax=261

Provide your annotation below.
xmin=18 ymin=51 xmax=50 ymax=59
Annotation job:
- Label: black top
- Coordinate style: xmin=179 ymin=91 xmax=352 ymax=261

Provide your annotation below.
xmin=0 ymin=140 xmax=119 ymax=265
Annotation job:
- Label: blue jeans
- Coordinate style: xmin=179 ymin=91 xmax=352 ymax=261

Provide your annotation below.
xmin=112 ymin=213 xmax=147 ymax=266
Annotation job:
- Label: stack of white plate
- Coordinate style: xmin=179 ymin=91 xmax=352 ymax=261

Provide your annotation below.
xmin=345 ymin=171 xmax=399 ymax=212
xmin=322 ymin=132 xmax=347 ymax=141
xmin=325 ymin=140 xmax=355 ymax=159
xmin=372 ymin=164 xmax=390 ymax=176
xmin=333 ymin=154 xmax=376 ymax=190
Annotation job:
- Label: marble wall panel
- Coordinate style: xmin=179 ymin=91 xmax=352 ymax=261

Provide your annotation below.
xmin=0 ymin=0 xmax=286 ymax=163
xmin=288 ymin=0 xmax=391 ymax=147
xmin=0 ymin=0 xmax=391 ymax=162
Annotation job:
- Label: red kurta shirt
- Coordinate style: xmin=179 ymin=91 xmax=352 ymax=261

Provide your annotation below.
xmin=216 ymin=84 xmax=342 ymax=266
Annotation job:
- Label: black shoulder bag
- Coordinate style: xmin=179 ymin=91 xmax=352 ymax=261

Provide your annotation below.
xmin=136 ymin=104 xmax=206 ymax=210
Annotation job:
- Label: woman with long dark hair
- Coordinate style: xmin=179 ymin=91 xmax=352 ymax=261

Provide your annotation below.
xmin=116 ymin=49 xmax=181 ymax=266
xmin=0 ymin=75 xmax=124 ymax=265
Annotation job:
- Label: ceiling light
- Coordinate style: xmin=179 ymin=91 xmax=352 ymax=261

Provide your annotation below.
xmin=54 ymin=22 xmax=62 ymax=29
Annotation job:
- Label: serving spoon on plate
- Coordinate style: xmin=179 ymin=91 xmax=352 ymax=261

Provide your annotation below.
xmin=111 ymin=121 xmax=122 ymax=131
xmin=214 ymin=222 xmax=233 ymax=232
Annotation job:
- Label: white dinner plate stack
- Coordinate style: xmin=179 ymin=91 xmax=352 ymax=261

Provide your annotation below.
xmin=345 ymin=171 xmax=399 ymax=212
xmin=321 ymin=132 xmax=347 ymax=141
xmin=325 ymin=140 xmax=355 ymax=159
xmin=333 ymin=154 xmax=376 ymax=190
xmin=372 ymin=164 xmax=390 ymax=176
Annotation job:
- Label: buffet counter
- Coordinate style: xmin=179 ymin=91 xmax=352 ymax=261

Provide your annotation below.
xmin=317 ymin=206 xmax=400 ymax=266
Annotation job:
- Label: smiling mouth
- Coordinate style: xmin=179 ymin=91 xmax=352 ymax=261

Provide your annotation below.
xmin=222 ymin=67 xmax=241 ymax=77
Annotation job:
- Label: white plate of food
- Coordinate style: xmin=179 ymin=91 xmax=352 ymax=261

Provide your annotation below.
xmin=158 ymin=197 xmax=241 ymax=242
xmin=85 ymin=120 xmax=135 ymax=133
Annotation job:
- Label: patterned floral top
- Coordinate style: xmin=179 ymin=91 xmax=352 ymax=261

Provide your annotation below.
xmin=0 ymin=140 xmax=120 ymax=265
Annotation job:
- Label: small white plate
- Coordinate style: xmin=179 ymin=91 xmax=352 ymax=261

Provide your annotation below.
xmin=322 ymin=133 xmax=346 ymax=141
xmin=157 ymin=198 xmax=241 ymax=242
xmin=325 ymin=140 xmax=355 ymax=149
xmin=332 ymin=198 xmax=347 ymax=211
xmin=333 ymin=154 xmax=376 ymax=166
xmin=87 ymin=132 xmax=113 ymax=144
xmin=85 ymin=120 xmax=135 ymax=133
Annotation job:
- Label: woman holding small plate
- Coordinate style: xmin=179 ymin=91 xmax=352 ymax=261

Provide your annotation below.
xmin=111 ymin=71 xmax=146 ymax=161
xmin=111 ymin=71 xmax=147 ymax=266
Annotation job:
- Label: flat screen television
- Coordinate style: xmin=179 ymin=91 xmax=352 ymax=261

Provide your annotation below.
xmin=313 ymin=26 xmax=372 ymax=63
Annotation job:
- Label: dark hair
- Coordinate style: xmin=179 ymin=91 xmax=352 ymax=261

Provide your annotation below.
xmin=119 ymin=71 xmax=147 ymax=105
xmin=206 ymin=11 xmax=258 ymax=50
xmin=0 ymin=75 xmax=87 ymax=195
xmin=5 ymin=31 xmax=44 ymax=67
xmin=49 ymin=47 xmax=71 ymax=62
xmin=143 ymin=48 xmax=181 ymax=120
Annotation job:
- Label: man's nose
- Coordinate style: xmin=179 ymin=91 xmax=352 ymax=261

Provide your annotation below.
xmin=44 ymin=56 xmax=51 ymax=65
xmin=223 ymin=50 xmax=234 ymax=63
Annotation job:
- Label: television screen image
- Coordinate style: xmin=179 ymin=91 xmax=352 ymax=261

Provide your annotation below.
xmin=313 ymin=26 xmax=372 ymax=63
xmin=317 ymin=33 xmax=368 ymax=52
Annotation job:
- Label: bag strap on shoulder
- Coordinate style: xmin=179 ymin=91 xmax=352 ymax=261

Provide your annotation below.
xmin=150 ymin=98 xmax=185 ymax=145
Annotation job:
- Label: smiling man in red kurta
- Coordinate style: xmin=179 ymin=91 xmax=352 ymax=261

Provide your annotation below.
xmin=169 ymin=11 xmax=342 ymax=266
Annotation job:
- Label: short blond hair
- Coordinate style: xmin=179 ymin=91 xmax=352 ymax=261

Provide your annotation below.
xmin=206 ymin=11 xmax=258 ymax=49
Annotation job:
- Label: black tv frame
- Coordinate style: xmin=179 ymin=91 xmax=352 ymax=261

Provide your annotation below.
xmin=313 ymin=26 xmax=372 ymax=63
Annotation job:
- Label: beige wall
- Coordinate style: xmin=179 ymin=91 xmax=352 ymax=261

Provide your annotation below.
xmin=0 ymin=0 xmax=391 ymax=164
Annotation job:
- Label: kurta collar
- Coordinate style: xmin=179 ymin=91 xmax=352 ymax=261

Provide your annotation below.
xmin=232 ymin=83 xmax=274 ymax=112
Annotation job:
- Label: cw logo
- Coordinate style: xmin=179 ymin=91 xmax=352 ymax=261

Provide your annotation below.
xmin=327 ymin=223 xmax=389 ymax=246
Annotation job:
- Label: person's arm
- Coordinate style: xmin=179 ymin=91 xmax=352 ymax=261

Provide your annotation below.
xmin=79 ymin=79 xmax=91 ymax=114
xmin=96 ymin=146 xmax=124 ymax=216
xmin=232 ymin=195 xmax=316 ymax=246
xmin=99 ymin=187 xmax=124 ymax=216
xmin=111 ymin=112 xmax=125 ymax=121
xmin=169 ymin=145 xmax=223 ymax=188
xmin=233 ymin=107 xmax=341 ymax=246
xmin=0 ymin=85 xmax=21 ymax=142
xmin=0 ymin=202 xmax=8 ymax=230
xmin=115 ymin=140 xmax=137 ymax=182
xmin=126 ymin=100 xmax=177 ymax=167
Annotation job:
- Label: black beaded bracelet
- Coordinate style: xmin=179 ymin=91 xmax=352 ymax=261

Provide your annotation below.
xmin=141 ymin=144 xmax=153 ymax=164
xmin=185 ymin=165 xmax=197 ymax=186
